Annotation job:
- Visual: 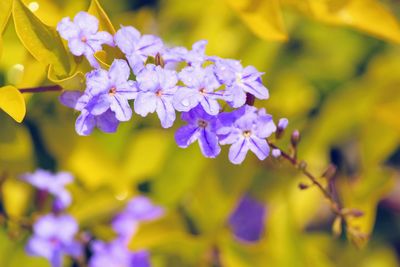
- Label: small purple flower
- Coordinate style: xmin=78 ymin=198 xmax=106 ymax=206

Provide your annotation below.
xmin=214 ymin=59 xmax=269 ymax=107
xmin=229 ymin=195 xmax=267 ymax=243
xmin=84 ymin=59 xmax=137 ymax=121
xmin=175 ymin=105 xmax=221 ymax=158
xmin=115 ymin=26 xmax=163 ymax=74
xmin=271 ymin=149 xmax=281 ymax=158
xmin=89 ymin=240 xmax=150 ymax=267
xmin=21 ymin=170 xmax=73 ymax=210
xmin=174 ymin=66 xmax=222 ymax=115
xmin=134 ymin=64 xmax=178 ymax=128
xmin=112 ymin=196 xmax=164 ymax=242
xmin=57 ymin=12 xmax=114 ymax=67
xmin=217 ymin=105 xmax=276 ymax=164
xmin=26 ymin=214 xmax=82 ymax=267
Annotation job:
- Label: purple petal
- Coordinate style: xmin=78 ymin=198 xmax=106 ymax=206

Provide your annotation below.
xmin=68 ymin=38 xmax=86 ymax=56
xmin=131 ymin=250 xmax=151 ymax=267
xmin=229 ymin=195 xmax=267 ymax=243
xmin=173 ymin=87 xmax=200 ymax=112
xmin=114 ymin=26 xmax=141 ymax=55
xmin=88 ymin=31 xmax=114 ymax=49
xmin=57 ymin=17 xmax=79 ymax=40
xmin=55 ymin=215 xmax=79 ymax=242
xmin=199 ymin=96 xmax=220 ymax=115
xmin=134 ymin=92 xmax=157 ymax=117
xmin=272 ymin=149 xmax=281 ymax=158
xmin=248 ymin=136 xmax=270 ymax=160
xmin=116 ymin=81 xmax=137 ymax=100
xmin=198 ymin=128 xmax=220 ymax=158
xmin=126 ymin=197 xmax=165 ymax=221
xmin=228 ymin=138 xmax=249 ymax=165
xmin=59 ymin=91 xmax=83 ymax=109
xmin=136 ymin=65 xmax=158 ymax=92
xmin=137 ymin=34 xmax=163 ymax=57
xmin=90 ymin=95 xmax=111 ymax=115
xmin=109 ymin=59 xmax=131 ymax=86
xmin=73 ymin=12 xmax=98 ymax=35
xmin=157 ymin=67 xmax=178 ymax=91
xmin=278 ymin=118 xmax=288 ymax=129
xmin=110 ymin=94 xmax=132 ymax=121
xmin=156 ymin=97 xmax=176 ymax=128
xmin=25 ymin=237 xmax=53 ymax=259
xmin=50 ymin=248 xmax=63 ymax=267
xmin=86 ymin=69 xmax=110 ymax=95
xmin=96 ymin=110 xmax=119 ymax=133
xmin=33 ymin=215 xmax=58 ymax=238
xmin=75 ymin=110 xmax=96 ymax=136
xmin=225 ymin=85 xmax=246 ymax=108
xmin=242 ymin=80 xmax=269 ymax=100
xmin=256 ymin=109 xmax=276 ymax=138
xmin=175 ymin=124 xmax=200 ymax=148
xmin=53 ymin=190 xmax=72 ymax=211
xmin=127 ymin=54 xmax=146 ymax=75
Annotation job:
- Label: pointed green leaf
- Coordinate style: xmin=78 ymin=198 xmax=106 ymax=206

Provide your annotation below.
xmin=0 ymin=86 xmax=26 ymax=123
xmin=12 ymin=0 xmax=72 ymax=76
xmin=47 ymin=65 xmax=85 ymax=91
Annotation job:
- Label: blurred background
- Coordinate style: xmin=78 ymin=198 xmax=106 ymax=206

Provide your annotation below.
xmin=1 ymin=0 xmax=400 ymax=266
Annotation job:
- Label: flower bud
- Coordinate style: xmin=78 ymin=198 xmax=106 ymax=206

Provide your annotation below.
xmin=155 ymin=53 xmax=165 ymax=67
xmin=275 ymin=118 xmax=288 ymax=139
xmin=271 ymin=149 xmax=281 ymax=158
xmin=298 ymin=183 xmax=309 ymax=190
xmin=291 ymin=130 xmax=301 ymax=147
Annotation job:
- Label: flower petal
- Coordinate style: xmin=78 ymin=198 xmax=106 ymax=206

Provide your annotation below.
xmin=173 ymin=87 xmax=200 ymax=112
xmin=137 ymin=34 xmax=163 ymax=57
xmin=89 ymin=31 xmax=114 ymax=49
xmin=228 ymin=138 xmax=249 ymax=164
xmin=175 ymin=124 xmax=200 ymax=148
xmin=75 ymin=110 xmax=96 ymax=136
xmin=59 ymin=90 xmax=83 ymax=109
xmin=114 ymin=26 xmax=141 ymax=55
xmin=136 ymin=65 xmax=158 ymax=92
xmin=57 ymin=17 xmax=79 ymax=40
xmin=96 ymin=109 xmax=119 ymax=133
xmin=156 ymin=97 xmax=176 ymax=128
xmin=68 ymin=38 xmax=86 ymax=56
xmin=110 ymin=94 xmax=132 ymax=121
xmin=86 ymin=69 xmax=110 ymax=95
xmin=109 ymin=59 xmax=131 ymax=85
xmin=74 ymin=12 xmax=98 ymax=35
xmin=134 ymin=92 xmax=157 ymax=117
xmin=248 ymin=136 xmax=270 ymax=160
xmin=25 ymin=237 xmax=53 ymax=259
xmin=198 ymin=128 xmax=220 ymax=158
xmin=90 ymin=94 xmax=111 ymax=115
xmin=200 ymin=96 xmax=220 ymax=115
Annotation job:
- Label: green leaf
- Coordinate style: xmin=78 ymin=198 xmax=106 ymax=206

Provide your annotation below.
xmin=88 ymin=0 xmax=116 ymax=34
xmin=12 ymin=0 xmax=72 ymax=76
xmin=0 ymin=86 xmax=26 ymax=123
xmin=0 ymin=0 xmax=12 ymax=34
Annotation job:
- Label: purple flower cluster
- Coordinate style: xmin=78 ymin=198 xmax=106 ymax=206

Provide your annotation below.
xmin=89 ymin=196 xmax=164 ymax=267
xmin=58 ymin=12 xmax=285 ymax=164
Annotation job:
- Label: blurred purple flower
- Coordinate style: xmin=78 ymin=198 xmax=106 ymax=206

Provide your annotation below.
xmin=217 ymin=105 xmax=276 ymax=164
xmin=26 ymin=214 xmax=82 ymax=267
xmin=229 ymin=195 xmax=267 ymax=243
xmin=174 ymin=66 xmax=222 ymax=115
xmin=57 ymin=12 xmax=114 ymax=67
xmin=112 ymin=196 xmax=164 ymax=242
xmin=89 ymin=240 xmax=150 ymax=267
xmin=115 ymin=26 xmax=163 ymax=74
xmin=278 ymin=118 xmax=289 ymax=130
xmin=21 ymin=170 xmax=73 ymax=210
xmin=214 ymin=59 xmax=269 ymax=107
xmin=175 ymin=105 xmax=220 ymax=158
xmin=134 ymin=64 xmax=178 ymax=128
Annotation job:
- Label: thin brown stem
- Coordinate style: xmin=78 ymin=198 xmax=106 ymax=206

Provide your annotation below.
xmin=269 ymin=142 xmax=343 ymax=217
xmin=19 ymin=85 xmax=62 ymax=94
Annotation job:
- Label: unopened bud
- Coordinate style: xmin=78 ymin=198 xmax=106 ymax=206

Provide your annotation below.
xmin=275 ymin=118 xmax=288 ymax=139
xmin=155 ymin=53 xmax=165 ymax=67
xmin=291 ymin=130 xmax=301 ymax=147
xmin=322 ymin=164 xmax=337 ymax=180
xmin=245 ymin=93 xmax=255 ymax=106
xmin=271 ymin=149 xmax=281 ymax=158
xmin=298 ymin=183 xmax=309 ymax=190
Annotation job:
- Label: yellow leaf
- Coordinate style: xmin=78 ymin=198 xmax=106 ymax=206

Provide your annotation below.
xmin=225 ymin=0 xmax=288 ymax=41
xmin=47 ymin=65 xmax=85 ymax=91
xmin=0 ymin=86 xmax=26 ymax=123
xmin=0 ymin=0 xmax=12 ymax=34
xmin=307 ymin=0 xmax=400 ymax=43
xmin=88 ymin=0 xmax=116 ymax=34
xmin=12 ymin=0 xmax=72 ymax=76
